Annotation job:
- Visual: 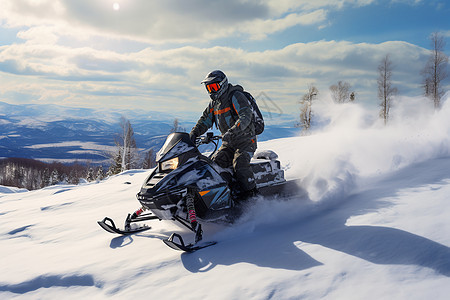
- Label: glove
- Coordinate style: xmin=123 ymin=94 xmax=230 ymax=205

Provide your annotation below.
xmin=222 ymin=130 xmax=233 ymax=144
xmin=189 ymin=132 xmax=197 ymax=145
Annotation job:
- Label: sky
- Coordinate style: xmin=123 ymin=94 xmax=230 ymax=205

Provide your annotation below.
xmin=0 ymin=0 xmax=449 ymax=120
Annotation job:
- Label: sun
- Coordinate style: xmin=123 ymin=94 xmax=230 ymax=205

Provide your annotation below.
xmin=113 ymin=3 xmax=120 ymax=11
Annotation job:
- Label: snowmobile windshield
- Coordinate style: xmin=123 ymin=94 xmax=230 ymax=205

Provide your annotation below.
xmin=156 ymin=132 xmax=197 ymax=162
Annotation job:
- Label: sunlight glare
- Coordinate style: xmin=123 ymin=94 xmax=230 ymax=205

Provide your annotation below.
xmin=113 ymin=3 xmax=120 ymax=11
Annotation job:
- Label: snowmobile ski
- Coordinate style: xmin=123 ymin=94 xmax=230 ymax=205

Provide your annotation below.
xmin=97 ymin=217 xmax=151 ymax=235
xmin=163 ymin=233 xmax=217 ymax=252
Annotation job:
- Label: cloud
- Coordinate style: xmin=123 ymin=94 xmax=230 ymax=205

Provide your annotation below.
xmin=244 ymin=10 xmax=328 ymax=40
xmin=0 ymin=35 xmax=429 ymax=115
xmin=0 ymin=0 xmax=334 ymax=43
xmin=0 ymin=0 xmax=435 ymax=116
xmin=264 ymin=0 xmax=377 ymax=12
xmin=390 ymin=0 xmax=423 ymax=5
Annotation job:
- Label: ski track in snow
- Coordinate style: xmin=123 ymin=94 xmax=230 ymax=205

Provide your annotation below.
xmin=1 ymin=95 xmax=450 ymax=299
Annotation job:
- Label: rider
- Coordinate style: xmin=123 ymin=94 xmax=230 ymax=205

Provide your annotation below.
xmin=189 ymin=70 xmax=258 ymax=200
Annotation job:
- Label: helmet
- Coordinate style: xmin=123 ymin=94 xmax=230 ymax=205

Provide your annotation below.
xmin=201 ymin=70 xmax=228 ymax=100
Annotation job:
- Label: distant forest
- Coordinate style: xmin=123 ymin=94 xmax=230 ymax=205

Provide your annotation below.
xmin=0 ymin=158 xmax=106 ymax=190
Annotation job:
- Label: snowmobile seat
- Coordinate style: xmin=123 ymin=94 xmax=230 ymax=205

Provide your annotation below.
xmin=250 ymin=150 xmax=285 ymax=187
xmin=253 ymin=150 xmax=278 ymax=160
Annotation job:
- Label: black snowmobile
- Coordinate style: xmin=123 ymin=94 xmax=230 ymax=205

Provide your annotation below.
xmin=98 ymin=132 xmax=298 ymax=252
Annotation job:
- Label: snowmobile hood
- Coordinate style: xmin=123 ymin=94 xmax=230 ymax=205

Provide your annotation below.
xmin=156 ymin=132 xmax=198 ymax=162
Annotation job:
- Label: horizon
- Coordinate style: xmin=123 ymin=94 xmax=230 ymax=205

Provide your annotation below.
xmin=0 ymin=0 xmax=449 ymax=119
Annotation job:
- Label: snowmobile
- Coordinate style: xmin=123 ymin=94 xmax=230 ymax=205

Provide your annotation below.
xmin=98 ymin=132 xmax=299 ymax=252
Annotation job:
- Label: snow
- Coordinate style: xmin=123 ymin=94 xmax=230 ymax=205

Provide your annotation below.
xmin=1 ymin=95 xmax=450 ymax=299
xmin=0 ymin=186 xmax=28 ymax=194
xmin=24 ymin=141 xmax=116 ymax=152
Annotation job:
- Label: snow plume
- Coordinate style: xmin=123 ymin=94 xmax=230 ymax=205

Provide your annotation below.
xmin=224 ymin=93 xmax=450 ymax=237
xmin=261 ymin=93 xmax=450 ymax=205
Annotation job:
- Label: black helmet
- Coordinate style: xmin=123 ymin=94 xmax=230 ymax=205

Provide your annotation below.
xmin=201 ymin=70 xmax=228 ymax=100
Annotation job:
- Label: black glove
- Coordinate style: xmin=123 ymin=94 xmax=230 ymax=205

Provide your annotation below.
xmin=189 ymin=132 xmax=197 ymax=145
xmin=222 ymin=130 xmax=233 ymax=144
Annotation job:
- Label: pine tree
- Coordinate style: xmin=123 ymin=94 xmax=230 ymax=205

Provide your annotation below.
xmin=50 ymin=169 xmax=59 ymax=185
xmin=96 ymin=165 xmax=105 ymax=181
xmin=86 ymin=167 xmax=95 ymax=182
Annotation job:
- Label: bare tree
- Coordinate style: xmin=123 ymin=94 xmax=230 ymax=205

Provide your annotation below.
xmin=329 ymin=81 xmax=354 ymax=103
xmin=111 ymin=117 xmax=140 ymax=173
xmin=298 ymin=85 xmax=318 ymax=133
xmin=142 ymin=149 xmax=156 ymax=169
xmin=171 ymin=118 xmax=180 ymax=133
xmin=170 ymin=118 xmax=185 ymax=133
xmin=422 ymin=32 xmax=449 ymax=109
xmin=378 ymin=54 xmax=398 ymax=125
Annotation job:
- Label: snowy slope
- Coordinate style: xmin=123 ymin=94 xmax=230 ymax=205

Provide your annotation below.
xmin=1 ymin=95 xmax=450 ymax=299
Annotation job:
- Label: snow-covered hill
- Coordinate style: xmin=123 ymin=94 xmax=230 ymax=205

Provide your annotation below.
xmin=1 ymin=95 xmax=450 ymax=299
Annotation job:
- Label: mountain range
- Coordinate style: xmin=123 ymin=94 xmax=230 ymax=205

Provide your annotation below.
xmin=0 ymin=101 xmax=299 ymax=164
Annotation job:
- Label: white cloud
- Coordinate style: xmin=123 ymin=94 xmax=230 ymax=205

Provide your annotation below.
xmin=245 ymin=10 xmax=328 ymax=40
xmin=0 ymin=0 xmax=337 ymax=43
xmin=264 ymin=0 xmax=377 ymax=12
xmin=0 ymin=36 xmax=429 ymax=114
xmin=0 ymin=0 xmax=436 ymax=117
xmin=441 ymin=30 xmax=450 ymax=38
xmin=16 ymin=26 xmax=59 ymax=45
xmin=390 ymin=0 xmax=423 ymax=5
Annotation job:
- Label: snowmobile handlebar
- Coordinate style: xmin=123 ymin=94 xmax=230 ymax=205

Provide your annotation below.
xmin=195 ymin=132 xmax=221 ymax=146
xmin=195 ymin=132 xmax=221 ymax=158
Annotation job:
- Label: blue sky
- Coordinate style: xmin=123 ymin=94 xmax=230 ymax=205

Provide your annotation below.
xmin=219 ymin=1 xmax=449 ymax=50
xmin=0 ymin=0 xmax=448 ymax=121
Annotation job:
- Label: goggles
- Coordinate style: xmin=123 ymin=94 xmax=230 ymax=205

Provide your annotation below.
xmin=206 ymin=82 xmax=221 ymax=94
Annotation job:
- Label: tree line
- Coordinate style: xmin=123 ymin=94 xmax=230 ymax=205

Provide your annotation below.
xmin=298 ymin=32 xmax=449 ymax=132
xmin=0 ymin=158 xmax=105 ymax=190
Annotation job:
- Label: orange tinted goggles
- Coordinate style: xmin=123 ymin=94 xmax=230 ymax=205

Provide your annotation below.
xmin=206 ymin=82 xmax=221 ymax=93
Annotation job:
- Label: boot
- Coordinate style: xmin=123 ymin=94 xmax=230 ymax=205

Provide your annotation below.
xmin=236 ymin=187 xmax=259 ymax=201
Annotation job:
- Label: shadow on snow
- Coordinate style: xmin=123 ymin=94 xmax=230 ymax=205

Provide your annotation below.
xmin=181 ymin=157 xmax=450 ymax=277
xmin=0 ymin=274 xmax=102 ymax=294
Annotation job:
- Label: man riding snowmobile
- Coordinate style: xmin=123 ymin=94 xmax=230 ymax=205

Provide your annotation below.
xmin=189 ymin=70 xmax=259 ymax=200
xmin=98 ymin=72 xmax=299 ymax=251
xmin=97 ymin=72 xmax=301 ymax=252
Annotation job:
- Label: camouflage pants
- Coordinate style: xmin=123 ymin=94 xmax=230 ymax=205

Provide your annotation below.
xmin=212 ymin=141 xmax=257 ymax=192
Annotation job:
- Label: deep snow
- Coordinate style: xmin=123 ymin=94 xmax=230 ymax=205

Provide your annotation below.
xmin=1 ymin=94 xmax=450 ymax=299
